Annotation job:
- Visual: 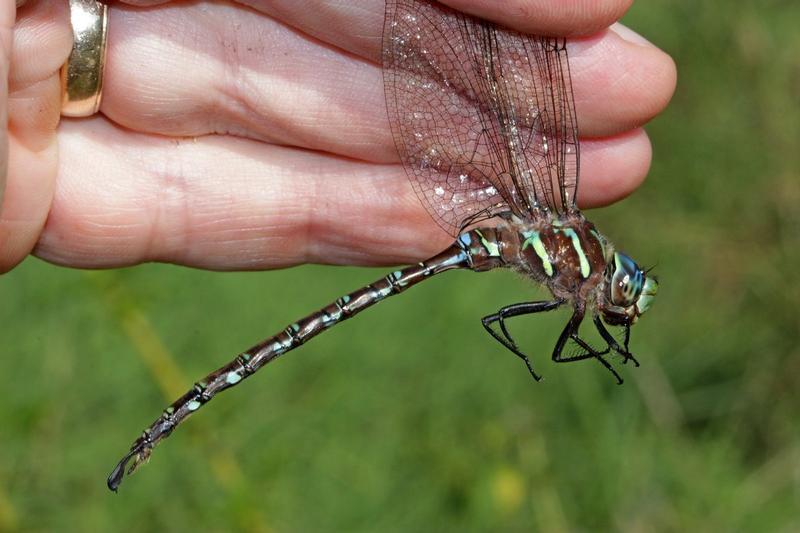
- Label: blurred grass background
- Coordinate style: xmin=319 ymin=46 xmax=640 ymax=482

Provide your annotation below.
xmin=2 ymin=1 xmax=800 ymax=531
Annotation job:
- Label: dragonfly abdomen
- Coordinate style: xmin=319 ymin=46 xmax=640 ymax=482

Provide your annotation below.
xmin=109 ymin=227 xmax=510 ymax=491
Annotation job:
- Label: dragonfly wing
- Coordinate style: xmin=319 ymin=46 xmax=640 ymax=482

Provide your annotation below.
xmin=383 ymin=0 xmax=580 ymax=235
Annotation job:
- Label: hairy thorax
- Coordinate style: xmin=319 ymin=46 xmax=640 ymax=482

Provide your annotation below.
xmin=493 ymin=212 xmax=611 ymax=303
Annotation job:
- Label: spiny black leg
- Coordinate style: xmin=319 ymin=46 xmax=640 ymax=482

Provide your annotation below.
xmin=623 ymin=323 xmax=632 ymax=356
xmin=482 ymin=300 xmax=563 ymax=381
xmin=551 ymin=307 xmax=623 ymax=384
xmin=492 ymin=301 xmax=563 ymax=347
xmin=570 ymin=335 xmax=623 ymax=384
xmin=593 ymin=315 xmax=639 ymax=366
xmin=498 ymin=317 xmax=515 ymax=347
xmin=483 ymin=317 xmax=540 ymax=381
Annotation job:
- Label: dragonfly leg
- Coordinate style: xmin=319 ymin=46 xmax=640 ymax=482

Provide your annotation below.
xmin=552 ymin=308 xmax=624 ymax=384
xmin=481 ymin=300 xmax=564 ymax=381
xmin=592 ymin=315 xmax=640 ymax=366
xmin=623 ymin=323 xmax=634 ymax=363
xmin=568 ymin=336 xmax=623 ymax=384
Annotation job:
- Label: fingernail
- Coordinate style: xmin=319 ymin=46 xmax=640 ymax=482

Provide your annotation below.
xmin=611 ymin=22 xmax=655 ymax=47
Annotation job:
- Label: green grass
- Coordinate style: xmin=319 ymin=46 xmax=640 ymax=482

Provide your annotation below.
xmin=2 ymin=1 xmax=799 ymax=531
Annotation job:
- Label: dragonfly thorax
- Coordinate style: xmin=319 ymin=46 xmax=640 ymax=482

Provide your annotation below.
xmin=510 ymin=215 xmax=608 ymax=298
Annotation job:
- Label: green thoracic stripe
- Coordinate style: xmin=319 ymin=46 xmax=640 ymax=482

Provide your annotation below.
xmin=559 ymin=228 xmax=591 ymax=278
xmin=522 ymin=231 xmax=554 ymax=277
xmin=475 ymin=229 xmax=501 ymax=257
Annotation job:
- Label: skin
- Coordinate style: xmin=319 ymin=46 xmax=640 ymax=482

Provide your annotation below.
xmin=0 ymin=0 xmax=676 ymax=273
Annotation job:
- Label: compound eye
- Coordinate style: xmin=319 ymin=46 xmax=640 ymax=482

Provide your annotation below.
xmin=607 ymin=252 xmax=644 ymax=307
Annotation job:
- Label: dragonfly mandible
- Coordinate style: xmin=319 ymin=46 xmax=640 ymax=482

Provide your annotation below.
xmin=108 ymin=0 xmax=658 ymax=492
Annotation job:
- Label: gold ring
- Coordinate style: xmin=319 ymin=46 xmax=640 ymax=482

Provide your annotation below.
xmin=60 ymin=0 xmax=108 ymax=117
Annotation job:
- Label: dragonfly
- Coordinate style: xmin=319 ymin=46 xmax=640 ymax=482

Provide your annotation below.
xmin=108 ymin=0 xmax=658 ymax=492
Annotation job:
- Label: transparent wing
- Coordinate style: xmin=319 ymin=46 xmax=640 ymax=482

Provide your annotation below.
xmin=383 ymin=0 xmax=580 ymax=235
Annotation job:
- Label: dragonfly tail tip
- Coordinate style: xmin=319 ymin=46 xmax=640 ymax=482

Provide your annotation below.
xmin=107 ymin=440 xmax=151 ymax=493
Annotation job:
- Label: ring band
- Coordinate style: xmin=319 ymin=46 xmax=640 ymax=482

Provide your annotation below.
xmin=61 ymin=0 xmax=108 ymax=117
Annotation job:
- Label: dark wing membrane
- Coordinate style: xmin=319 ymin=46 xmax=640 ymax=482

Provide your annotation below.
xmin=383 ymin=0 xmax=580 ymax=235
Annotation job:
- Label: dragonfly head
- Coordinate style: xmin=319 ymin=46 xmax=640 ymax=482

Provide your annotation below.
xmin=599 ymin=252 xmax=658 ymax=326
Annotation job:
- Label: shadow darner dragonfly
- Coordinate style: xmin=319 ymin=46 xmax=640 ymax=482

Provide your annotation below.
xmin=108 ymin=0 xmax=658 ymax=491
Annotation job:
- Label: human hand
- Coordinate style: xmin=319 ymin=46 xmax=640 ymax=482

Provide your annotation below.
xmin=0 ymin=0 xmax=675 ymax=273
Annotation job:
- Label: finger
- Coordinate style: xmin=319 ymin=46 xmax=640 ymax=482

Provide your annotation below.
xmin=38 ymin=119 xmax=649 ymax=270
xmin=0 ymin=0 xmax=71 ymax=273
xmin=101 ymin=4 xmax=674 ymax=158
xmin=578 ymin=127 xmax=650 ymax=208
xmin=218 ymin=0 xmax=627 ymax=59
xmin=253 ymin=1 xmax=675 ymax=136
xmin=103 ymin=2 xmax=395 ymax=162
xmin=438 ymin=0 xmax=633 ymax=36
xmin=571 ymin=24 xmax=677 ymax=137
